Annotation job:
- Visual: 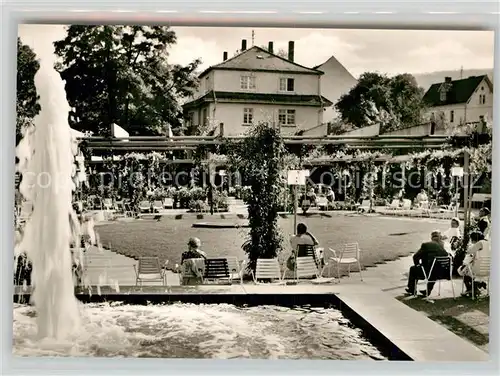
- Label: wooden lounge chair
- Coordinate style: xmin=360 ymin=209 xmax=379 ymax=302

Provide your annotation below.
xmin=133 ymin=256 xmax=167 ymax=286
xmin=203 ymin=258 xmax=231 ymax=284
xmin=251 ymin=258 xmax=286 ymax=284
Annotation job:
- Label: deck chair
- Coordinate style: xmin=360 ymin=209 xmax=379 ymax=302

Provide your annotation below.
xmin=251 ymin=258 xmax=286 ymax=284
xmin=103 ymin=198 xmax=114 ymax=211
xmin=400 ymin=199 xmax=412 ymax=216
xmin=226 ymin=257 xmax=246 ymax=284
xmin=328 ymin=243 xmax=363 ymax=281
xmin=357 ymin=200 xmax=371 ymax=213
xmin=133 ymin=257 xmax=167 ymax=286
xmin=385 ymin=199 xmax=400 ymax=214
xmin=163 ymin=197 xmax=174 ymax=209
xmin=461 ymin=255 xmax=490 ymax=300
xmin=203 ymin=258 xmax=231 ymax=284
xmin=138 ymin=200 xmax=151 ymax=213
xmin=152 ymin=200 xmax=163 ymax=213
xmin=416 ymin=255 xmax=455 ymax=299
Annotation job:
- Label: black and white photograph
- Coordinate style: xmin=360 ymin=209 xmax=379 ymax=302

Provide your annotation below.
xmin=13 ymin=23 xmax=493 ymax=361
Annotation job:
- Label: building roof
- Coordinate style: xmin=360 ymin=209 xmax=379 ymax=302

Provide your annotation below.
xmin=183 ymin=91 xmax=333 ymax=110
xmin=422 ymin=75 xmax=492 ymax=107
xmin=198 ymin=46 xmax=323 ymax=78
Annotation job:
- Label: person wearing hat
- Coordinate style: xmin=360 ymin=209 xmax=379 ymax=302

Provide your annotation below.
xmin=180 ymin=237 xmax=207 ymax=285
xmin=405 ymin=230 xmax=449 ymax=296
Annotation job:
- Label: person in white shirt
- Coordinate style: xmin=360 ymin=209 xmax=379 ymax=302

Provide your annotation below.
xmin=442 ymin=217 xmax=461 ymax=254
xmin=458 ymin=231 xmax=489 ymax=296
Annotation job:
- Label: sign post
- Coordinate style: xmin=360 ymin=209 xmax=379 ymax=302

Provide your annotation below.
xmin=287 ymin=170 xmax=309 ymax=234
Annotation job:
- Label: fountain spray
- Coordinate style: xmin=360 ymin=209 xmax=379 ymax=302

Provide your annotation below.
xmin=16 ymin=36 xmax=81 ymax=339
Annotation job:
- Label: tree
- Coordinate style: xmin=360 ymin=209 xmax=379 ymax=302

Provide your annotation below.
xmin=17 ymin=38 xmax=40 ymax=144
xmin=259 ymin=45 xmax=288 ymax=58
xmin=224 ymin=123 xmax=285 ymax=272
xmin=335 ymin=72 xmax=426 ymax=133
xmin=54 ymin=26 xmax=201 ymax=136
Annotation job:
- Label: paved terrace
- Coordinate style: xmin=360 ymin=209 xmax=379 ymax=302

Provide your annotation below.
xmin=14 ymin=236 xmax=488 ymax=362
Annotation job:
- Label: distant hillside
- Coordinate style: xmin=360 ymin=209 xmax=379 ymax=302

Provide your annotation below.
xmin=413 ymin=69 xmax=494 ymax=91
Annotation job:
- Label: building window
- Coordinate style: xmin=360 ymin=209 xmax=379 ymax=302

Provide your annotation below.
xmin=243 ymin=108 xmax=253 ymax=125
xmin=279 ymin=78 xmax=295 ymax=92
xmin=450 ymin=110 xmax=454 ymax=123
xmin=278 ymin=109 xmax=296 ymax=125
xmin=240 ymin=75 xmax=256 ymax=90
xmin=479 ymin=94 xmax=486 ymax=104
xmin=202 ymin=108 xmax=208 ymax=127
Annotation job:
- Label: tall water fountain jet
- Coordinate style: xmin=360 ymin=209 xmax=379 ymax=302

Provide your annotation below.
xmin=16 ymin=38 xmax=81 ymax=339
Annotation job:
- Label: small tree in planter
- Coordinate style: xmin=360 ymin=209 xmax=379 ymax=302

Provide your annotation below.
xmin=224 ymin=123 xmax=286 ymax=273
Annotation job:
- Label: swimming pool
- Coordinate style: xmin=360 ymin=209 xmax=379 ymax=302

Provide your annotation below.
xmin=13 ymin=302 xmax=387 ymax=360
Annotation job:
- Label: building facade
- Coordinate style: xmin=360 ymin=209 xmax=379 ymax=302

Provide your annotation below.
xmin=183 ymin=40 xmax=333 ymax=136
xmin=313 ymin=56 xmax=358 ymax=123
xmin=422 ymin=75 xmax=494 ymax=126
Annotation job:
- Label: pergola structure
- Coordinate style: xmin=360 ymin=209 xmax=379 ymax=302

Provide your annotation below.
xmin=78 ymin=130 xmax=478 ymax=228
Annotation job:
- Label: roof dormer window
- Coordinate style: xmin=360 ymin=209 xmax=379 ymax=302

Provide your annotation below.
xmin=440 ymin=88 xmax=446 ymax=102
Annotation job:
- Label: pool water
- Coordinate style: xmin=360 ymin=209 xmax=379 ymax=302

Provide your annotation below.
xmin=13 ymin=303 xmax=386 ymax=360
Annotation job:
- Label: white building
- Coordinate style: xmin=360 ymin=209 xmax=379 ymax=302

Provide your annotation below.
xmin=423 ymin=75 xmax=494 ymax=126
xmin=183 ymin=40 xmax=333 ymax=137
xmin=313 ymin=56 xmax=358 ymax=123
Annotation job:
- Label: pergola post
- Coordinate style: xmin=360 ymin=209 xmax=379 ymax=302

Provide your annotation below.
xmin=463 ymin=151 xmax=470 ymax=229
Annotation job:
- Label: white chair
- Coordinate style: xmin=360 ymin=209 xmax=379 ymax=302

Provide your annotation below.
xmin=385 ymin=199 xmax=400 ymax=215
xmin=416 ymin=255 xmax=455 ymax=299
xmin=327 ymin=243 xmax=363 ymax=281
xmin=163 ymin=197 xmax=174 ymax=209
xmin=133 ymin=257 xmax=167 ymax=286
xmin=103 ymin=198 xmax=114 ymax=211
xmin=461 ymin=255 xmax=490 ymax=300
xmin=152 ymin=200 xmax=163 ymax=213
xmin=400 ymin=199 xmax=412 ymax=216
xmin=295 ymin=256 xmax=337 ymax=284
xmin=226 ymin=257 xmax=246 ymax=284
xmin=138 ymin=200 xmax=151 ymax=213
xmin=251 ymin=258 xmax=286 ymax=284
xmin=439 ymin=203 xmax=458 ymax=220
xmin=357 ymin=200 xmax=371 ymax=213
xmin=316 ymin=196 xmax=328 ymax=211
xmin=18 ymin=201 xmax=33 ymax=223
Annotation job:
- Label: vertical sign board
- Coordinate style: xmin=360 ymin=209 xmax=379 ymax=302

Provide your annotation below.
xmin=287 ymin=170 xmax=309 ymax=234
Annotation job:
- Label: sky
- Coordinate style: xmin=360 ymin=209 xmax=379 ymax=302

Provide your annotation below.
xmin=18 ymin=24 xmax=494 ymax=77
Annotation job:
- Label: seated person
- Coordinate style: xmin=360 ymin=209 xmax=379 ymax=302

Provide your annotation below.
xmin=442 ymin=217 xmax=462 ymax=254
xmin=180 ymin=237 xmax=207 ymax=285
xmin=475 ymin=207 xmax=490 ymax=240
xmin=288 ymin=223 xmax=321 ymax=270
xmin=405 ymin=230 xmax=449 ymax=296
xmin=458 ymin=231 xmax=489 ymax=297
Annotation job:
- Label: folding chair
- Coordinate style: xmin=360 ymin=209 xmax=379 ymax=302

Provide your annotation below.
xmin=226 ymin=257 xmax=246 ymax=284
xmin=251 ymin=258 xmax=286 ymax=284
xmin=328 ymin=243 xmax=363 ymax=281
xmin=461 ymin=255 xmax=490 ymax=300
xmin=133 ymin=257 xmax=167 ymax=286
xmin=203 ymin=258 xmax=231 ymax=285
xmin=416 ymin=255 xmax=455 ymax=299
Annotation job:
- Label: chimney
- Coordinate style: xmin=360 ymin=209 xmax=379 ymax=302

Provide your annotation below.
xmin=268 ymin=41 xmax=274 ymax=54
xmin=241 ymin=39 xmax=247 ymax=51
xmin=445 ymin=77 xmax=452 ymax=83
xmin=223 ymin=51 xmax=228 ymax=61
xmin=288 ymin=41 xmax=295 ymax=62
